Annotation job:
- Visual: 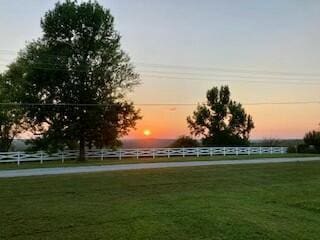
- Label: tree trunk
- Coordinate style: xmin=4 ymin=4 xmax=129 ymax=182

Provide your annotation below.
xmin=79 ymin=134 xmax=86 ymax=161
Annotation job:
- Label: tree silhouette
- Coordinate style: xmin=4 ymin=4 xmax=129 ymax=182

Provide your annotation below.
xmin=7 ymin=1 xmax=141 ymax=160
xmin=187 ymin=86 xmax=254 ymax=146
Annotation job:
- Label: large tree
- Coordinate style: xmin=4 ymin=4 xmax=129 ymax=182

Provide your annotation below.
xmin=9 ymin=1 xmax=141 ymax=159
xmin=0 ymin=68 xmax=25 ymax=151
xmin=187 ymin=86 xmax=254 ymax=146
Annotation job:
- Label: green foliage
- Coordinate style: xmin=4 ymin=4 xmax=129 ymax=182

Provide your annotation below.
xmin=9 ymin=1 xmax=141 ymax=159
xmin=168 ymin=136 xmax=200 ymax=148
xmin=251 ymin=139 xmax=303 ymax=147
xmin=187 ymin=86 xmax=254 ymax=146
xmin=0 ymin=72 xmax=25 ymax=151
xmin=304 ymin=131 xmax=320 ymax=146
xmin=287 ymin=145 xmax=297 ymax=153
xmin=300 ymin=130 xmax=320 ymax=153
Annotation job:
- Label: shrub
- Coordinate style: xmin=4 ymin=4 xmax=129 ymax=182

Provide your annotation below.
xmin=287 ymin=145 xmax=297 ymax=153
xmin=302 ymin=131 xmax=320 ymax=153
xmin=169 ymin=136 xmax=200 ymax=148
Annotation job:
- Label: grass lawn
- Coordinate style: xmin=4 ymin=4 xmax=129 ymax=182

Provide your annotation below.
xmin=0 ymin=153 xmax=319 ymax=170
xmin=2 ymin=161 xmax=320 ymax=239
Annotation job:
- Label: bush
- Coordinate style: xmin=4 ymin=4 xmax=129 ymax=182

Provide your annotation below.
xmin=287 ymin=145 xmax=297 ymax=153
xmin=297 ymin=144 xmax=318 ymax=154
xmin=169 ymin=136 xmax=200 ymax=148
xmin=302 ymin=131 xmax=320 ymax=153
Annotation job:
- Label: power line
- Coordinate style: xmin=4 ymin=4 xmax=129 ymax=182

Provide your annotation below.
xmin=1 ymin=63 xmax=319 ymax=85
xmin=139 ymin=70 xmax=320 ymax=82
xmin=1 ymin=49 xmax=320 ymax=78
xmin=0 ymin=101 xmax=319 ymax=107
xmin=1 ymin=57 xmax=320 ymax=83
xmin=137 ymin=62 xmax=320 ymax=78
xmin=141 ymin=74 xmax=320 ymax=85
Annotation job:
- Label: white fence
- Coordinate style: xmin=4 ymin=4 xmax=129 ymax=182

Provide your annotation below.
xmin=0 ymin=147 xmax=287 ymax=165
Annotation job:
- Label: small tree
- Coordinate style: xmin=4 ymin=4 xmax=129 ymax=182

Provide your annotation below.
xmin=187 ymin=86 xmax=254 ymax=146
xmin=303 ymin=130 xmax=320 ymax=152
xmin=169 ymin=136 xmax=200 ymax=148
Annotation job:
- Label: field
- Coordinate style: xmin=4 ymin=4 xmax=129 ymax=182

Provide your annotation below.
xmin=2 ymin=161 xmax=320 ymax=239
xmin=0 ymin=153 xmax=318 ymax=170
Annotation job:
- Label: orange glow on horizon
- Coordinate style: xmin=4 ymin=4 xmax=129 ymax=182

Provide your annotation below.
xmin=125 ymin=104 xmax=320 ymax=140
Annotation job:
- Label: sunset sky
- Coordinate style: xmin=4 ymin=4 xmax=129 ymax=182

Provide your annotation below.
xmin=1 ymin=0 xmax=320 ymax=139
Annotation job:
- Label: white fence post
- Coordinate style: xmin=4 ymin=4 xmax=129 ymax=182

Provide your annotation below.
xmin=17 ymin=152 xmax=20 ymax=166
xmin=210 ymin=147 xmax=213 ymax=157
xmin=259 ymin=147 xmax=262 ymax=154
xmin=101 ymin=149 xmax=104 ymax=161
xmin=152 ymin=149 xmax=155 ymax=159
xmin=197 ymin=148 xmax=199 ymax=157
xmin=271 ymin=147 xmax=273 ymax=154
xmin=40 ymin=151 xmax=43 ymax=164
xmin=182 ymin=148 xmax=185 ymax=158
xmin=223 ymin=147 xmax=226 ymax=156
xmin=61 ymin=151 xmax=64 ymax=163
xmin=167 ymin=149 xmax=170 ymax=158
xmin=236 ymin=147 xmax=239 ymax=156
xmin=136 ymin=149 xmax=139 ymax=159
xmin=119 ymin=149 xmax=121 ymax=160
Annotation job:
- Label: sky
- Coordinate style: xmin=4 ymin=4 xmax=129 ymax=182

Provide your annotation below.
xmin=0 ymin=0 xmax=320 ymax=139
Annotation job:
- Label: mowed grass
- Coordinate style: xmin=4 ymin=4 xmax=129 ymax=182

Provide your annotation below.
xmin=2 ymin=162 xmax=320 ymax=239
xmin=0 ymin=153 xmax=318 ymax=170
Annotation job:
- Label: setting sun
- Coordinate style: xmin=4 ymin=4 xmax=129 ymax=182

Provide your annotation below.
xmin=143 ymin=129 xmax=152 ymax=137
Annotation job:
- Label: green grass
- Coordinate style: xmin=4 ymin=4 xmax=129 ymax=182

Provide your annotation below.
xmin=0 ymin=153 xmax=318 ymax=170
xmin=2 ymin=161 xmax=320 ymax=239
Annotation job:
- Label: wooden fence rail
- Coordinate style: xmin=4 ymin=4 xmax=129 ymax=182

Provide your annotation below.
xmin=0 ymin=147 xmax=287 ymax=165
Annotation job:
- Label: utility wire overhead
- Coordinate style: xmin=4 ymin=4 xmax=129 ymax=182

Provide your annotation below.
xmin=0 ymin=101 xmax=319 ymax=107
xmin=1 ymin=64 xmax=320 ymax=86
xmin=1 ymin=49 xmax=320 ymax=78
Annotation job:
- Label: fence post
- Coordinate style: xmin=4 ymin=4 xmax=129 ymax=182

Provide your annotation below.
xmin=271 ymin=147 xmax=273 ymax=154
xmin=236 ymin=147 xmax=239 ymax=156
xmin=248 ymin=147 xmax=251 ymax=156
xmin=40 ymin=151 xmax=43 ymax=164
xmin=223 ymin=147 xmax=226 ymax=156
xmin=182 ymin=148 xmax=185 ymax=158
xmin=197 ymin=148 xmax=199 ymax=157
xmin=167 ymin=149 xmax=170 ymax=158
xmin=136 ymin=149 xmax=139 ymax=159
xmin=259 ymin=147 xmax=262 ymax=154
xmin=61 ymin=151 xmax=64 ymax=163
xmin=210 ymin=147 xmax=213 ymax=157
xmin=17 ymin=152 xmax=20 ymax=166
xmin=119 ymin=149 xmax=121 ymax=160
xmin=152 ymin=149 xmax=155 ymax=159
xmin=101 ymin=149 xmax=104 ymax=161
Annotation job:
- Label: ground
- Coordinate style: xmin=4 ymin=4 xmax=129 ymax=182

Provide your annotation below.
xmin=2 ymin=161 xmax=320 ymax=239
xmin=0 ymin=153 xmax=318 ymax=170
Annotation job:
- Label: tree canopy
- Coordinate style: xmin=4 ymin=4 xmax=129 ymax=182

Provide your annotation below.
xmin=0 ymin=70 xmax=25 ymax=151
xmin=187 ymin=86 xmax=254 ymax=146
xmin=303 ymin=130 xmax=320 ymax=152
xmin=4 ymin=1 xmax=141 ymax=159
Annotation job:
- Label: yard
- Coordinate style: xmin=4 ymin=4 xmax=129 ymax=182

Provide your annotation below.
xmin=2 ymin=161 xmax=320 ymax=239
